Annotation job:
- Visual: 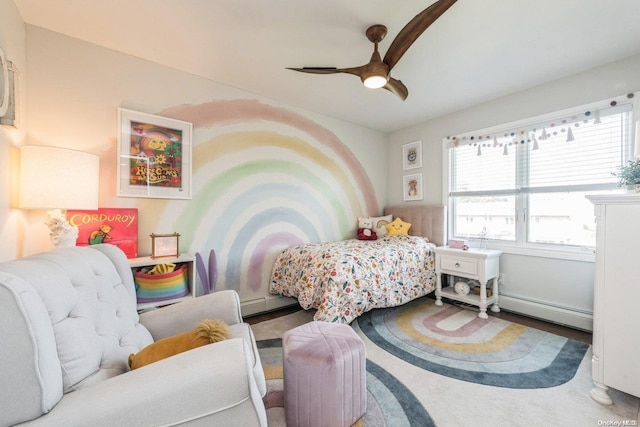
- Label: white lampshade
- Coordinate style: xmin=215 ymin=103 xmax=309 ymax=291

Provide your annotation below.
xmin=20 ymin=145 xmax=99 ymax=210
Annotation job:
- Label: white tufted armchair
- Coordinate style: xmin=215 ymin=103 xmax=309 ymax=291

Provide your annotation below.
xmin=0 ymin=244 xmax=267 ymax=427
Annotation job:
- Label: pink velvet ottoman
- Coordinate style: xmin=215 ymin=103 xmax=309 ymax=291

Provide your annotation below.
xmin=283 ymin=321 xmax=366 ymax=427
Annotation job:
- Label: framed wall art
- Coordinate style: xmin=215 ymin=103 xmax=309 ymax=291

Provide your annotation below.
xmin=0 ymin=46 xmax=17 ymax=127
xmin=150 ymin=232 xmax=181 ymax=258
xmin=117 ymin=108 xmax=192 ymax=199
xmin=402 ymin=140 xmax=422 ymax=170
xmin=403 ymin=173 xmax=423 ymax=201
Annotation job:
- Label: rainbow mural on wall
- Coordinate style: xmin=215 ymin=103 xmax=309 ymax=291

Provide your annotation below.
xmin=143 ymin=99 xmax=379 ymax=302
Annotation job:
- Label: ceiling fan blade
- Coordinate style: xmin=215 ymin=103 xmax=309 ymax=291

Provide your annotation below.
xmin=383 ymin=77 xmax=409 ymax=101
xmin=383 ymin=0 xmax=458 ymax=71
xmin=287 ymin=66 xmax=365 ymax=77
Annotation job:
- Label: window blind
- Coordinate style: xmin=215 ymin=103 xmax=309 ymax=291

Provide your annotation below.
xmin=523 ymin=103 xmax=633 ymax=193
xmin=448 ymin=102 xmax=634 ymax=196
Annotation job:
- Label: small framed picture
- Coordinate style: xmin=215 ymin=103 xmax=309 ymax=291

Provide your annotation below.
xmin=151 ymin=233 xmax=181 ymax=258
xmin=402 ymin=140 xmax=422 ymax=170
xmin=117 ymin=108 xmax=192 ymax=199
xmin=403 ymin=173 xmax=423 ymax=201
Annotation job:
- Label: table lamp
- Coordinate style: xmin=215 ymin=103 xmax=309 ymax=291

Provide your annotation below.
xmin=19 ymin=145 xmax=99 ymax=248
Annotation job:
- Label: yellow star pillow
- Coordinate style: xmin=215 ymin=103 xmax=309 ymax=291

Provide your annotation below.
xmin=386 ymin=217 xmax=412 ymax=236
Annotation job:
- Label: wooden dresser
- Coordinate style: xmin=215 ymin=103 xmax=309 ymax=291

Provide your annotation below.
xmin=587 ymin=194 xmax=640 ymax=404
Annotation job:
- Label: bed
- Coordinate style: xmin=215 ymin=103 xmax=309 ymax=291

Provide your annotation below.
xmin=269 ymin=205 xmax=446 ymax=323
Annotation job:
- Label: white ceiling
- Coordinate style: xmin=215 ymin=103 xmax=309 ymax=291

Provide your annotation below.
xmin=13 ymin=0 xmax=640 ymax=133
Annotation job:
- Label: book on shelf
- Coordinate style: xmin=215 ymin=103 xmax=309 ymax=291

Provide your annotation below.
xmin=66 ymin=208 xmax=138 ymax=258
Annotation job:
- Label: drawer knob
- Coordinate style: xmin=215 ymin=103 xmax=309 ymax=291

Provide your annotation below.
xmin=455 ymin=262 xmax=460 ymax=268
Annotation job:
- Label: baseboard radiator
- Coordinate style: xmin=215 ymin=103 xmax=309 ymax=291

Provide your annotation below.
xmin=240 ymin=295 xmax=298 ymax=317
xmin=499 ymin=294 xmax=593 ymax=332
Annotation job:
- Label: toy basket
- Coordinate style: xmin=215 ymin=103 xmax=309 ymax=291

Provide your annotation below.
xmin=135 ymin=264 xmax=189 ymax=303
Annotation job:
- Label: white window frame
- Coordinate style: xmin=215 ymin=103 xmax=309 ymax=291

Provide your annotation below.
xmin=442 ymin=96 xmax=638 ymax=262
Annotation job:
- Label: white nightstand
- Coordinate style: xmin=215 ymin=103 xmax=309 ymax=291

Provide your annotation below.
xmin=432 ymin=246 xmax=502 ymax=319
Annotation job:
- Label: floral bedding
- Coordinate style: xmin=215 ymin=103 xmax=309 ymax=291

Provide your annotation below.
xmin=269 ymin=235 xmax=436 ymax=323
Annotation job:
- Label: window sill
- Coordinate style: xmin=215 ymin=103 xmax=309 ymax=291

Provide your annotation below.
xmin=466 ymin=242 xmax=595 ymax=263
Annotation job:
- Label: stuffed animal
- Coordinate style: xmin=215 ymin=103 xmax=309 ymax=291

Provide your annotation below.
xmin=358 ymin=227 xmax=377 ymax=240
xmin=357 ymin=216 xmax=377 ymax=240
xmin=128 ymin=319 xmax=230 ymax=370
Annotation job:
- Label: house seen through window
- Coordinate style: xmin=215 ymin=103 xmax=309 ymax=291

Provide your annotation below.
xmin=445 ymin=97 xmax=635 ymax=251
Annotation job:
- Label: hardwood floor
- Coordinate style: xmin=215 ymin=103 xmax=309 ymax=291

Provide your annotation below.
xmin=244 ymin=304 xmax=302 ymax=325
xmin=244 ymin=300 xmax=592 ymax=345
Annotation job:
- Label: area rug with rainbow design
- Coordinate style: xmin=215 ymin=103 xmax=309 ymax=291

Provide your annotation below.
xmin=357 ymin=297 xmax=589 ymax=389
xmin=253 ymin=297 xmax=639 ymax=426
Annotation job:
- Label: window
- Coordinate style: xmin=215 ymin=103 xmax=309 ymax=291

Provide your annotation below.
xmin=445 ymin=97 xmax=634 ymax=251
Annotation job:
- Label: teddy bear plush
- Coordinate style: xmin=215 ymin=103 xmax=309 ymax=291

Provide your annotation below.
xmin=128 ymin=319 xmax=231 ymax=370
xmin=357 ymin=216 xmax=378 ymax=240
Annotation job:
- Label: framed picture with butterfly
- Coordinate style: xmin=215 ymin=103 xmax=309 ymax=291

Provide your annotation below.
xmin=402 ymin=140 xmax=422 ymax=170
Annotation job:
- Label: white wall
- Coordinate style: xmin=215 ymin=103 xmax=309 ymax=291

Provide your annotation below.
xmin=0 ymin=0 xmax=27 ymax=262
xmin=22 ymin=25 xmax=387 ymax=314
xmin=388 ymin=54 xmax=640 ymax=330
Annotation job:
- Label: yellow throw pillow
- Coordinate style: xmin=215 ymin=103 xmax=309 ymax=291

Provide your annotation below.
xmin=386 ymin=217 xmax=412 ymax=236
xmin=128 ymin=319 xmax=230 ymax=370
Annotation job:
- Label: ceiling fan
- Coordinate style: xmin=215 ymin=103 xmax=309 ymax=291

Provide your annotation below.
xmin=286 ymin=0 xmax=458 ymax=101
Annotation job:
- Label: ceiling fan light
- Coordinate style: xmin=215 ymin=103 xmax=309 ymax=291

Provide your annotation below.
xmin=363 ymin=75 xmax=388 ymax=89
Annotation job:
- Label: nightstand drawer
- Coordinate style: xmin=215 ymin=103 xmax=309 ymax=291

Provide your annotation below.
xmin=439 ymin=257 xmax=477 ymax=275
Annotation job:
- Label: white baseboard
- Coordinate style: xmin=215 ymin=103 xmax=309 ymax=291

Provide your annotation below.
xmin=240 ymin=295 xmax=298 ymax=317
xmin=239 ymin=294 xmax=593 ymax=332
xmin=499 ymin=295 xmax=593 ymax=332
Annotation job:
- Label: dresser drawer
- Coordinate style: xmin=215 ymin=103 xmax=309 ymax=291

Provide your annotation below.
xmin=439 ymin=257 xmax=477 ymax=275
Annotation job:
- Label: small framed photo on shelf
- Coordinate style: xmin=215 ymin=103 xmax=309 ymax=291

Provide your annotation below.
xmin=117 ymin=108 xmax=193 ymax=199
xmin=402 ymin=140 xmax=422 ymax=170
xmin=403 ymin=173 xmax=423 ymax=201
xmin=150 ymin=233 xmax=180 ymax=258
